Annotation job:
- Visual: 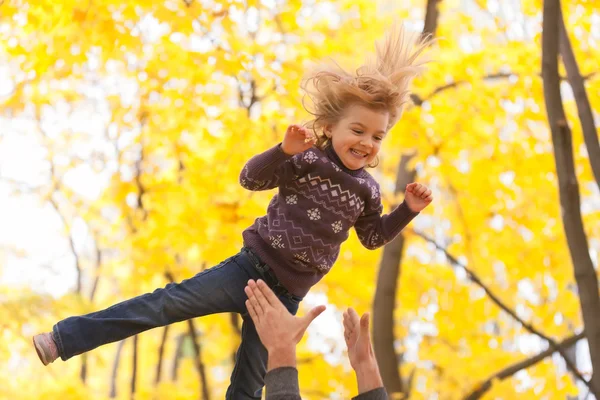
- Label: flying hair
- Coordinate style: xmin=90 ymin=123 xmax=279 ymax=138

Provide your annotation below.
xmin=301 ymin=23 xmax=432 ymax=152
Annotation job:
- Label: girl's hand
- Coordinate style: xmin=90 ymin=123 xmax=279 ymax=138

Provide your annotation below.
xmin=405 ymin=182 xmax=433 ymax=212
xmin=282 ymin=124 xmax=316 ymax=155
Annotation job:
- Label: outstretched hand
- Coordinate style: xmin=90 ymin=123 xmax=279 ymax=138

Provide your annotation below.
xmin=245 ymin=279 xmax=325 ymax=353
xmin=405 ymin=182 xmax=433 ymax=212
xmin=281 ymin=124 xmax=317 ymax=156
xmin=343 ymin=308 xmax=376 ymax=371
xmin=343 ymin=308 xmax=384 ymax=394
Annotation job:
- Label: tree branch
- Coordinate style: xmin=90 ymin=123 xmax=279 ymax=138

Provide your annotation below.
xmin=410 ymin=71 xmax=597 ymax=107
xmin=558 ymin=8 xmax=600 ymax=190
xmin=412 ymin=230 xmax=592 ymax=391
xmin=464 ymin=332 xmax=585 ymax=400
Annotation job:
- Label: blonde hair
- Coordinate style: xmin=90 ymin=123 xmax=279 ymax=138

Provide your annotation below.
xmin=301 ymin=23 xmax=431 ymax=166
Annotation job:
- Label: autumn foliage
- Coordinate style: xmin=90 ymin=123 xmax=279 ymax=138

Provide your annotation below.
xmin=1 ymin=0 xmax=599 ymax=399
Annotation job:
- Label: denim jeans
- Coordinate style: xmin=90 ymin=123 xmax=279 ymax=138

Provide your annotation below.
xmin=52 ymin=247 xmax=302 ymax=400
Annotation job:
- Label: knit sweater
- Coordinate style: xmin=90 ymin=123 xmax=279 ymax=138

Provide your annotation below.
xmin=240 ymin=144 xmax=419 ymax=297
xmin=265 ymin=367 xmax=388 ymax=400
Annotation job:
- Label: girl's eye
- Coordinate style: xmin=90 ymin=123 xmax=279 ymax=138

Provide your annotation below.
xmin=352 ymin=129 xmax=363 ymax=134
xmin=374 ymin=136 xmax=383 ymax=141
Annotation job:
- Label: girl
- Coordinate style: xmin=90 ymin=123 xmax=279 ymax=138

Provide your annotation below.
xmin=33 ymin=24 xmax=433 ymax=399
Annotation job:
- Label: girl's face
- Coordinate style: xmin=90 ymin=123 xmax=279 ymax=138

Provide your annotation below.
xmin=325 ymin=104 xmax=389 ymax=170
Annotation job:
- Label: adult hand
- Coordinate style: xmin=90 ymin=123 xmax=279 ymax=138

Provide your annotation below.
xmin=343 ymin=308 xmax=376 ymax=370
xmin=405 ymin=182 xmax=433 ymax=212
xmin=343 ymin=308 xmax=384 ymax=394
xmin=281 ymin=124 xmax=316 ymax=156
xmin=245 ymin=279 xmax=325 ymax=354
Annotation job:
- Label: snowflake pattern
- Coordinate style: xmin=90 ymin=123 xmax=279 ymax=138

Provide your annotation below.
xmin=316 ymin=262 xmax=330 ymax=272
xmin=357 ymin=178 xmax=365 ymax=184
xmin=371 ymin=185 xmax=379 ymax=199
xmin=269 ymin=235 xmax=285 ymax=249
xmin=303 ymin=151 xmax=318 ymax=164
xmin=307 ymin=208 xmax=321 ymax=220
xmin=370 ymin=233 xmax=380 ymax=246
xmin=294 ymin=252 xmax=310 ymax=263
xmin=331 ymin=220 xmax=343 ymax=233
xmin=331 ymin=163 xmax=341 ymax=172
xmin=286 ymin=195 xmax=298 ymax=205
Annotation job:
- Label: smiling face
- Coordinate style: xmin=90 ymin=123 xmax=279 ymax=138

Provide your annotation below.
xmin=325 ymin=104 xmax=390 ymax=170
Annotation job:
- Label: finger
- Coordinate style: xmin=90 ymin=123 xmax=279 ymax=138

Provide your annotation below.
xmin=251 ymin=280 xmax=274 ymax=311
xmin=348 ymin=307 xmax=360 ymax=326
xmin=405 ymin=182 xmax=417 ymax=192
xmin=422 ymin=188 xmax=432 ymax=198
xmin=245 ymin=299 xmax=260 ymax=324
xmin=301 ymin=305 xmax=326 ymax=330
xmin=246 ymin=282 xmax=266 ymax=315
xmin=359 ymin=313 xmax=373 ymax=347
xmin=424 ymin=194 xmax=433 ymax=203
xmin=343 ymin=311 xmax=353 ymax=332
xmin=256 ymin=279 xmax=282 ymax=308
xmin=360 ymin=312 xmax=370 ymax=335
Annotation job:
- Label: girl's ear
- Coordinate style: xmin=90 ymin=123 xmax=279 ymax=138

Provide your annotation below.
xmin=323 ymin=125 xmax=332 ymax=138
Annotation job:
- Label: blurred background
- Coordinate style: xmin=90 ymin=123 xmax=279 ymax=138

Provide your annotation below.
xmin=1 ymin=0 xmax=599 ymax=399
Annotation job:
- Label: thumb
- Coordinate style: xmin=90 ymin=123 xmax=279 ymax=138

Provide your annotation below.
xmin=301 ymin=305 xmax=326 ymax=329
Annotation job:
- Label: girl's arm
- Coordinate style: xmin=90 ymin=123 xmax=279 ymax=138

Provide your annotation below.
xmin=240 ymin=125 xmax=316 ymax=191
xmin=239 ymin=144 xmax=310 ymax=191
xmin=354 ymin=182 xmax=419 ymax=250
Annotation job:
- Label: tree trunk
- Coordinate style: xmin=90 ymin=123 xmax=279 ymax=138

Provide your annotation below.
xmin=171 ymin=334 xmax=186 ymax=381
xmin=155 ymin=326 xmax=170 ymax=385
xmin=187 ymin=320 xmax=211 ymax=400
xmin=542 ymin=0 xmax=600 ymax=395
xmin=373 ymin=153 xmax=416 ymax=394
xmin=80 ymin=354 xmax=88 ymax=383
xmin=371 ymin=0 xmax=441 ymax=395
xmin=131 ymin=335 xmax=139 ymax=400
xmin=422 ymin=0 xmax=440 ymax=37
xmin=557 ymin=8 xmax=600 ymax=190
xmin=110 ymin=340 xmax=126 ymax=399
xmin=231 ymin=313 xmax=241 ymax=364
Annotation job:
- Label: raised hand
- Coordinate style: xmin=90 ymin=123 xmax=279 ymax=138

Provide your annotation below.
xmin=281 ymin=124 xmax=317 ymax=156
xmin=343 ymin=308 xmax=384 ymax=394
xmin=343 ymin=308 xmax=376 ymax=370
xmin=405 ymin=182 xmax=433 ymax=212
xmin=245 ymin=279 xmax=325 ymax=352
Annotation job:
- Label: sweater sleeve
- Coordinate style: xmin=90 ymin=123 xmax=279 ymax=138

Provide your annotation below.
xmin=265 ymin=367 xmax=302 ymax=400
xmin=239 ymin=143 xmax=310 ymax=191
xmin=354 ymin=180 xmax=419 ymax=250
xmin=352 ymin=388 xmax=389 ymax=400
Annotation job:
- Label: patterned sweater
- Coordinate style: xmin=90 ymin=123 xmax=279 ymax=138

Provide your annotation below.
xmin=240 ymin=143 xmax=419 ymax=297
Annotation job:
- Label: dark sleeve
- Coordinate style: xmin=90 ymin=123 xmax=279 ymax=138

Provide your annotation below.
xmin=239 ymin=143 xmax=309 ymax=191
xmin=354 ymin=180 xmax=419 ymax=250
xmin=352 ymin=387 xmax=389 ymax=400
xmin=265 ymin=367 xmax=302 ymax=400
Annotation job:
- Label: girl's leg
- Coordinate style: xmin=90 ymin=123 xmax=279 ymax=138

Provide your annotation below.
xmin=224 ymin=251 xmax=301 ymax=400
xmin=53 ymin=253 xmax=251 ymax=361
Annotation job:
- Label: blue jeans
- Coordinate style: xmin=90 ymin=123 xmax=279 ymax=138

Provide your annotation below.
xmin=52 ymin=247 xmax=302 ymax=399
